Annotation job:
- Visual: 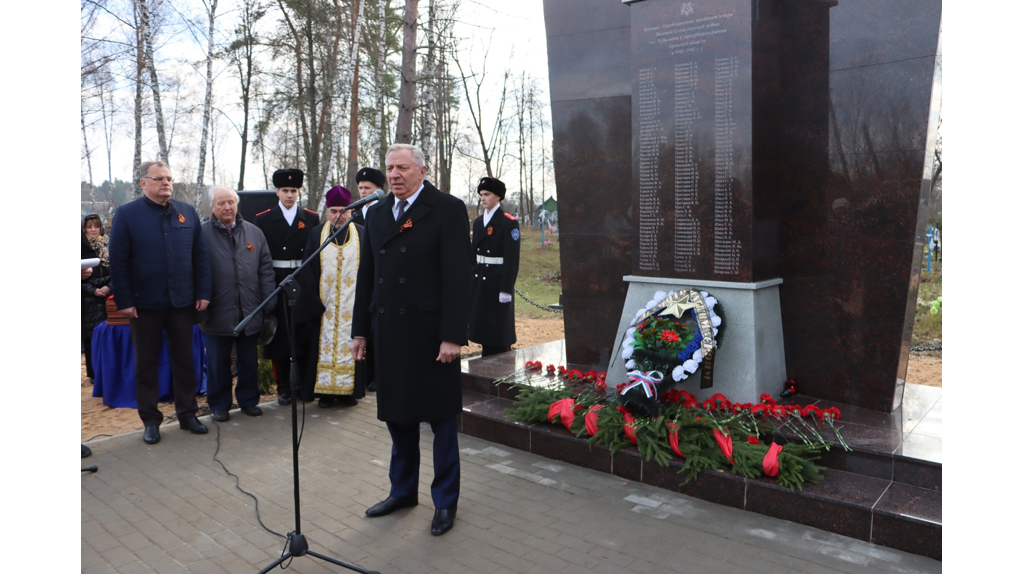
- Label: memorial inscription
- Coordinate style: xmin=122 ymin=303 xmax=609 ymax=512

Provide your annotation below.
xmin=632 ymin=1 xmax=752 ymax=280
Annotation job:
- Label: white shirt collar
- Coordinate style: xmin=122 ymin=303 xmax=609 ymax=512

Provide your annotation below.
xmin=279 ymin=201 xmax=298 ymax=226
xmin=392 ymin=184 xmax=424 ymax=219
xmin=482 ymin=205 xmax=499 ymax=227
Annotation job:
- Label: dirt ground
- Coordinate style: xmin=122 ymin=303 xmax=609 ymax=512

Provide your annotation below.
xmin=81 ymin=317 xmax=941 ymax=440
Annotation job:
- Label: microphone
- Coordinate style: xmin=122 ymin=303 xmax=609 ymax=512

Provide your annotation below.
xmin=343 ymin=188 xmax=385 ymax=212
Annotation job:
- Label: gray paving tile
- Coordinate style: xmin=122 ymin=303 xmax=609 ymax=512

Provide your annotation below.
xmin=82 ymin=396 xmax=941 ymax=574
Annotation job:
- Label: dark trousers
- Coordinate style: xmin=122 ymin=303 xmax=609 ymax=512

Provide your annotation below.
xmin=386 ymin=417 xmax=460 ymax=509
xmin=481 ymin=345 xmax=511 ymax=357
xmin=272 ymin=360 xmax=290 ymax=397
xmin=129 ymin=306 xmax=199 ymax=426
xmin=294 ymin=319 xmax=320 ymax=402
xmin=82 ymin=336 xmax=95 ymax=379
xmin=207 ymin=332 xmax=260 ymax=412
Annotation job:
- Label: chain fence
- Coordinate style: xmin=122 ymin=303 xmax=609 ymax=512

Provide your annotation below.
xmin=515 ymin=287 xmax=562 ymax=314
xmin=910 ymin=344 xmax=942 ymax=352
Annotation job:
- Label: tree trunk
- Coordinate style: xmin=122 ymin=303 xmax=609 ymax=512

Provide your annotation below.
xmin=346 ymin=0 xmax=366 ymax=190
xmin=195 ymin=0 xmax=218 ymax=209
xmin=132 ymin=1 xmax=144 ymax=199
xmin=395 ymin=0 xmax=417 ymax=144
xmin=420 ymin=0 xmax=436 ymax=174
xmin=82 ymin=101 xmax=95 ymax=210
xmin=377 ymin=0 xmax=387 ymax=167
xmin=137 ymin=0 xmax=169 ymax=166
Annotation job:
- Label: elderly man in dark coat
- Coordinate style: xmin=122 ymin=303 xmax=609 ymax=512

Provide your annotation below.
xmin=109 ymin=160 xmax=212 ymax=445
xmin=351 ymin=143 xmax=472 ymax=536
xmin=200 ymin=187 xmax=276 ymax=422
xmin=468 ymin=177 xmax=520 ymax=356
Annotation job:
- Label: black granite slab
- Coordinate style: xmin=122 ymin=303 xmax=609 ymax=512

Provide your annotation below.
xmin=872 ymin=482 xmax=942 ymax=560
xmin=641 ymin=459 xmax=747 ymax=511
xmin=745 ymin=469 xmax=889 ymax=541
xmin=529 ymin=423 xmax=612 ymax=474
xmin=458 ymin=344 xmax=942 ymax=559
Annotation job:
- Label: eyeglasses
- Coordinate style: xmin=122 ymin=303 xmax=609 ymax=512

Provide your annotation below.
xmin=145 ymin=176 xmax=174 ymax=183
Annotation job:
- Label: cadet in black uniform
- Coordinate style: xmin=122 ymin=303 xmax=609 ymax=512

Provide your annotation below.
xmin=468 ymin=177 xmax=520 ymax=357
xmin=255 ymin=168 xmax=320 ymax=404
xmin=351 ymin=167 xmax=386 ymax=391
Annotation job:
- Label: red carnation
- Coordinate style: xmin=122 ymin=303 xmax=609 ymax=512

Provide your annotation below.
xmin=660 ymin=329 xmax=680 ymax=343
xmin=747 ymin=436 xmax=760 ymax=445
xmin=595 ymin=380 xmax=607 ymax=391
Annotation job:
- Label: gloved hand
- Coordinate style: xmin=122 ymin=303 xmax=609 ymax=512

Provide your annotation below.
xmin=499 ymin=292 xmax=512 ymax=304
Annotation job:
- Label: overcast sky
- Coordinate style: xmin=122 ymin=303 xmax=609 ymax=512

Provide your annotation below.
xmin=79 ymin=0 xmax=553 ymax=200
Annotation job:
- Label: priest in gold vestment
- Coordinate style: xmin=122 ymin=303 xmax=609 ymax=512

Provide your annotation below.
xmin=294 ymin=185 xmax=368 ymax=407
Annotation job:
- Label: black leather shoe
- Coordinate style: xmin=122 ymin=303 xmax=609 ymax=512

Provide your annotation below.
xmin=278 ymin=395 xmax=291 ymax=406
xmin=212 ymin=410 xmax=230 ymax=422
xmin=143 ymin=425 xmax=160 ymax=444
xmin=365 ymin=496 xmax=418 ymax=517
xmin=366 ymin=381 xmax=377 ymax=393
xmin=241 ymin=405 xmax=263 ymax=416
xmin=82 ymin=444 xmax=92 ymax=458
xmin=179 ymin=417 xmax=209 ymax=434
xmin=430 ymin=507 xmax=457 ymax=536
xmin=318 ymin=397 xmax=336 ymax=408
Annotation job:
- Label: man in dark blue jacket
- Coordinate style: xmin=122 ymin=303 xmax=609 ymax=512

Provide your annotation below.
xmin=109 ymin=161 xmax=213 ymax=445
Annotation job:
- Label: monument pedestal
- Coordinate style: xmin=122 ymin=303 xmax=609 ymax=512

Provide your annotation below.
xmin=606 ymin=275 xmax=786 ymax=404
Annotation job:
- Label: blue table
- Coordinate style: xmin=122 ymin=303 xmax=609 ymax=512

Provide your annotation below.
xmin=91 ymin=322 xmax=208 ymax=408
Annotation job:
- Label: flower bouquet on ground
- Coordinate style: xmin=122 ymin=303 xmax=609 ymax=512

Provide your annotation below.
xmin=498 ymin=365 xmax=849 ymax=491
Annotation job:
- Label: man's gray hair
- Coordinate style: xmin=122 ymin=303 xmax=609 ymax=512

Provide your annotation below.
xmin=209 ymin=186 xmax=240 ymax=206
xmin=138 ymin=160 xmax=169 ymax=178
xmin=385 ymin=143 xmax=426 ymax=168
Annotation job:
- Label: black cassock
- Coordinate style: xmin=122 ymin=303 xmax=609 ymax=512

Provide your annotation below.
xmin=254 ymin=204 xmax=320 ymax=362
xmin=468 ymin=206 xmax=520 ymax=348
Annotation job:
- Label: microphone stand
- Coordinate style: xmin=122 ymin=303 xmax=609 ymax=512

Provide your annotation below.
xmin=235 ymin=212 xmax=378 ymax=574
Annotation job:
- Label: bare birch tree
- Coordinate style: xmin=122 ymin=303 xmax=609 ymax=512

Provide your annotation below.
xmin=194 ymin=0 xmax=219 ymax=209
xmin=454 ymin=43 xmax=511 ymax=179
xmin=137 ymin=0 xmax=170 ymax=165
xmin=226 ymin=0 xmax=266 ymax=190
xmin=275 ymin=0 xmax=347 ymax=208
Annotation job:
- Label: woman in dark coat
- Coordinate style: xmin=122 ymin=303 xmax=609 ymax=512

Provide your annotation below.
xmin=82 ymin=214 xmax=111 ymax=382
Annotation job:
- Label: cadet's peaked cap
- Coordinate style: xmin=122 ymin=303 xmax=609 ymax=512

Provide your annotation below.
xmin=355 ymin=167 xmax=386 ymax=189
xmin=325 ymin=185 xmax=352 ymax=208
xmin=477 ymin=177 xmax=506 ymax=200
xmin=273 ymin=168 xmax=304 ymax=189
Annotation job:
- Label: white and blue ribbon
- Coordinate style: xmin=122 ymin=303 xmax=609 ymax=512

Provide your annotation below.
xmin=621 ymin=370 xmax=664 ymax=399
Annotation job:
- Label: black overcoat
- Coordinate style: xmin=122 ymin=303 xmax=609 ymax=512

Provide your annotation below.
xmin=352 ymin=182 xmax=472 ymax=424
xmin=255 ymin=204 xmax=320 ymax=360
xmin=467 ymin=207 xmax=520 ymax=347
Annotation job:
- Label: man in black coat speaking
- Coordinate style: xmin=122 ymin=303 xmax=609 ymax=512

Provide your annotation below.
xmin=350 ymin=143 xmax=472 ymax=536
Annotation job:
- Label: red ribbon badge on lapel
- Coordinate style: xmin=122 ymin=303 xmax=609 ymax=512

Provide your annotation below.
xmin=178 ymin=213 xmax=185 ymax=223
xmin=400 ymin=218 xmax=413 ymax=233
xmin=487 ymin=226 xmax=493 ymax=236
xmin=247 ymin=242 xmax=254 ymax=251
xmin=298 ymin=220 xmax=305 ymax=229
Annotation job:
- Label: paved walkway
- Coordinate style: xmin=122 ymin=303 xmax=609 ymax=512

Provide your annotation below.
xmin=82 ymin=395 xmax=942 ymax=573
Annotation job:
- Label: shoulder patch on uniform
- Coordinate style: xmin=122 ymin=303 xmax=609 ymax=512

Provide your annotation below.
xmin=511 ymin=229 xmax=520 ymax=241
xmin=504 ymin=213 xmax=517 ymax=220
xmin=255 ymin=209 xmax=271 ymax=217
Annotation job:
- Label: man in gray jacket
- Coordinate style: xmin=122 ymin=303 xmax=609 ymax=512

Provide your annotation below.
xmin=201 ymin=187 xmax=277 ymax=421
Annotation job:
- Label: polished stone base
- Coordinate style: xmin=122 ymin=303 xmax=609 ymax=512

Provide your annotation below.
xmin=459 ymin=340 xmax=941 ymax=561
xmin=606 ymin=276 xmax=787 ymax=405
